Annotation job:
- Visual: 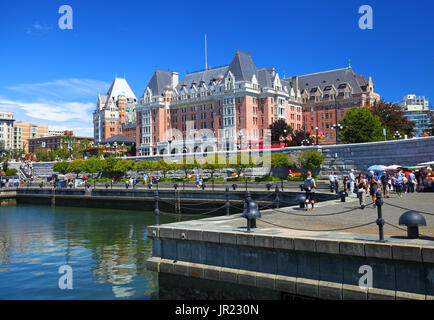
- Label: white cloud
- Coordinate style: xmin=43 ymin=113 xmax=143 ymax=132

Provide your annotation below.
xmin=6 ymin=78 xmax=110 ymax=100
xmin=0 ymin=98 xmax=93 ymax=122
xmin=25 ymin=22 xmax=52 ymax=35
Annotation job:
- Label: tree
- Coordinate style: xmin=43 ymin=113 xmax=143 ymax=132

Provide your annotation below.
xmin=113 ymin=159 xmax=135 ymax=177
xmin=177 ymin=157 xmax=199 ymax=178
xmin=201 ymin=154 xmax=227 ymax=179
xmin=269 ymin=153 xmax=293 ymax=176
xmin=268 ymin=119 xmax=294 ymax=145
xmin=136 ymin=160 xmax=154 ymax=174
xmin=228 ymin=153 xmax=254 ymax=177
xmin=338 ymin=107 xmax=384 ymax=143
xmin=371 ymin=100 xmax=415 ymax=137
xmin=83 ymin=158 xmax=102 ymax=179
xmin=153 ymin=158 xmax=177 ymax=178
xmin=53 ymin=161 xmax=69 ymax=174
xmin=297 ymin=150 xmax=325 ymax=170
xmin=67 ymin=160 xmax=85 ymax=177
xmin=101 ymin=157 xmax=119 ymax=178
xmin=288 ymin=130 xmax=314 ymax=146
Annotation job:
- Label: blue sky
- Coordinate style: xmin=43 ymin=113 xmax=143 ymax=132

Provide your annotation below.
xmin=0 ymin=0 xmax=433 ymax=136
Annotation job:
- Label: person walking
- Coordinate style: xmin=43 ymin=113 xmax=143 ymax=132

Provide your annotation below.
xmin=393 ymin=172 xmax=404 ymax=198
xmin=380 ymin=171 xmax=389 ymax=198
xmin=328 ymin=171 xmax=335 ymax=193
xmin=303 ymin=171 xmax=317 ymax=211
xmin=368 ymin=171 xmax=381 ymax=206
xmin=333 ymin=172 xmax=339 ymax=194
xmin=349 ymin=169 xmax=356 ymax=195
xmin=355 ymin=173 xmax=367 ymax=209
xmin=408 ymin=170 xmax=416 ymax=193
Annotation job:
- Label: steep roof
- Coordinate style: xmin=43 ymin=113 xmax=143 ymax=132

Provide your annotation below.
xmin=286 ymin=67 xmax=368 ymax=94
xmin=106 ymin=77 xmax=137 ymax=102
xmin=100 ymin=134 xmax=135 ymax=145
xmin=226 ymin=50 xmax=257 ymax=81
xmin=145 ymin=70 xmax=172 ymax=96
xmin=177 ymin=66 xmax=229 ymax=89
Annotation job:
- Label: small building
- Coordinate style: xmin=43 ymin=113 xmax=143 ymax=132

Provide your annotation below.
xmin=28 ymin=132 xmax=94 ymax=153
xmin=99 ymin=134 xmax=135 ymax=146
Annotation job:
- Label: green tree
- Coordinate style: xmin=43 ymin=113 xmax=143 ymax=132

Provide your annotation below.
xmin=338 ymin=107 xmax=384 ymax=143
xmin=113 ymin=159 xmax=135 ymax=177
xmin=297 ymin=150 xmax=325 ymax=170
xmin=269 ymin=152 xmax=293 ymax=176
xmin=201 ymin=154 xmax=227 ymax=179
xmin=136 ymin=160 xmax=154 ymax=174
xmin=67 ymin=160 xmax=85 ymax=177
xmin=177 ymin=157 xmax=199 ymax=178
xmin=83 ymin=158 xmax=102 ymax=179
xmin=228 ymin=153 xmax=254 ymax=177
xmin=153 ymin=158 xmax=177 ymax=178
xmin=101 ymin=157 xmax=119 ymax=178
xmin=53 ymin=161 xmax=69 ymax=174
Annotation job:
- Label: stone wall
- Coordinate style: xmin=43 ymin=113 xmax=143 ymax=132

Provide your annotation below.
xmin=278 ymin=137 xmax=434 ymax=179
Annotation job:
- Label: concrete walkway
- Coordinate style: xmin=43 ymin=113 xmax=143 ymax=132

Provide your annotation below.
xmin=168 ymin=191 xmax=434 ymax=247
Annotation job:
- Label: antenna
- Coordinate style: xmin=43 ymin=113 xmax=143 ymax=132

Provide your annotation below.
xmin=205 ymin=34 xmax=208 ymax=70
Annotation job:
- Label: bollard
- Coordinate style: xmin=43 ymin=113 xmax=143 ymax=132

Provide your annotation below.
xmin=399 ymin=211 xmax=427 ymax=239
xmin=296 ymin=194 xmax=306 ymax=209
xmin=232 ymin=183 xmax=237 ymax=191
xmin=375 ymin=191 xmax=386 ymax=242
xmin=266 ymin=183 xmax=272 ymax=191
xmin=201 ymin=183 xmax=206 ymax=190
xmin=275 ymin=185 xmax=280 ymax=209
xmin=243 ymin=191 xmax=252 ymax=231
xmin=39 ymin=182 xmax=43 ymax=189
xmin=225 ymin=187 xmax=230 ymax=216
xmin=105 ymin=183 xmax=109 ymax=189
xmin=154 ymin=190 xmax=160 ymax=226
xmin=148 ymin=183 xmax=152 ymax=190
xmin=339 ymin=190 xmax=347 ymax=202
xmin=245 ymin=180 xmax=248 ymax=191
xmin=173 ymin=183 xmax=178 ymax=190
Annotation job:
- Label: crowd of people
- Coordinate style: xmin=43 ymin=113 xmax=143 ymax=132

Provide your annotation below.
xmin=301 ymin=166 xmax=432 ymax=211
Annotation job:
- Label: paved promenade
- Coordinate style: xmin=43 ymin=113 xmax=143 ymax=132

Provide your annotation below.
xmin=168 ymin=191 xmax=434 ymax=246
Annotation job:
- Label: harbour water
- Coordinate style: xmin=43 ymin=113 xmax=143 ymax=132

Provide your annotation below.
xmin=0 ymin=203 xmax=183 ymax=300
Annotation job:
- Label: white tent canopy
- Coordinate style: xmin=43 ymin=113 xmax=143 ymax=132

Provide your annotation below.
xmin=417 ymin=161 xmax=434 ymax=166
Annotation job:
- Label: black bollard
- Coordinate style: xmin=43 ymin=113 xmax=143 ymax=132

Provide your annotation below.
xmin=232 ymin=183 xmax=237 ymax=191
xmin=275 ymin=185 xmax=280 ymax=209
xmin=225 ymin=187 xmax=230 ymax=216
xmin=245 ymin=180 xmax=248 ymax=191
xmin=154 ymin=190 xmax=160 ymax=226
xmin=375 ymin=191 xmax=386 ymax=242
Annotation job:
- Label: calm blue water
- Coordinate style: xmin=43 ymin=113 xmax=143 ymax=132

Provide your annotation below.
xmin=0 ymin=203 xmax=180 ymax=300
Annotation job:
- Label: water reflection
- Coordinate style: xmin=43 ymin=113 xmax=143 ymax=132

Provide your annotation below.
xmin=0 ymin=203 xmax=179 ymax=299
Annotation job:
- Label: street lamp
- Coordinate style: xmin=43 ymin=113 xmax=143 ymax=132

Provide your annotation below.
xmin=394 ymin=131 xmax=402 ymax=139
xmin=167 ymin=137 xmax=172 ymax=155
xmin=315 ymin=126 xmax=319 ymax=145
xmin=332 ymin=123 xmax=343 ymax=145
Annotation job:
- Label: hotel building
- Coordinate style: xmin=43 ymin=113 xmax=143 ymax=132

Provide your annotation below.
xmin=283 ymin=66 xmax=380 ymax=143
xmin=93 ymin=77 xmax=137 ymax=145
xmin=0 ymin=111 xmax=15 ymax=151
xmin=397 ymin=94 xmax=432 ymax=137
xmin=135 ymin=51 xmax=303 ymax=156
xmin=13 ymin=121 xmax=48 ymax=152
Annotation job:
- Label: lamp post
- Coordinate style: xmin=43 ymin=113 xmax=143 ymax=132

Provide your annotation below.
xmin=332 ymin=123 xmax=343 ymax=145
xmin=394 ymin=131 xmax=402 ymax=139
xmin=167 ymin=137 xmax=172 ymax=155
xmin=315 ymin=126 xmax=319 ymax=145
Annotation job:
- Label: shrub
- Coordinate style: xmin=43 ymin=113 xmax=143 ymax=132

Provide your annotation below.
xmin=5 ymin=169 xmax=17 ymax=176
xmin=297 ymin=151 xmax=325 ymax=169
xmin=254 ymin=176 xmax=281 ymax=182
xmin=226 ymin=177 xmax=252 ymax=182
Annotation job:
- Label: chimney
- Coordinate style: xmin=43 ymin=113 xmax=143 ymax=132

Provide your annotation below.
xmin=171 ymin=71 xmax=179 ymax=88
